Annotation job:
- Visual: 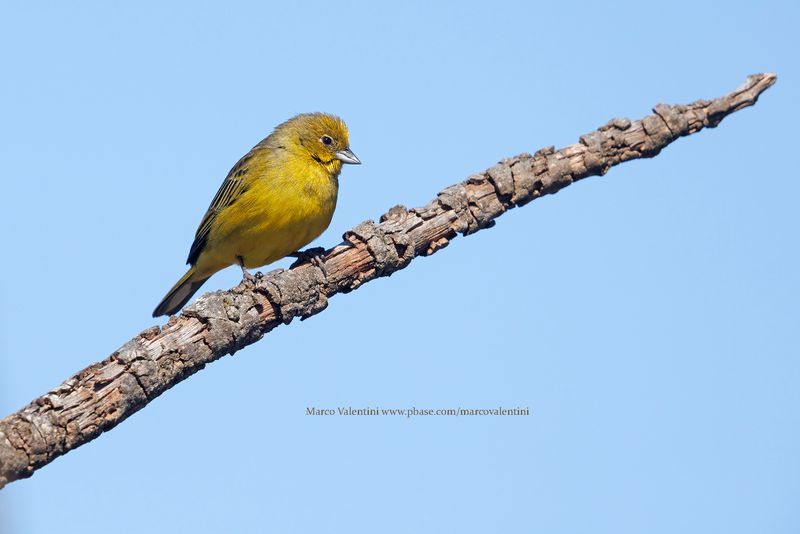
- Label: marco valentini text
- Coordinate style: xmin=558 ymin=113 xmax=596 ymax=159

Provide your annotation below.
xmin=306 ymin=407 xmax=531 ymax=418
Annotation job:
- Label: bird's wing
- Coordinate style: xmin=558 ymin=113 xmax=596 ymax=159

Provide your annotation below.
xmin=186 ymin=153 xmax=254 ymax=265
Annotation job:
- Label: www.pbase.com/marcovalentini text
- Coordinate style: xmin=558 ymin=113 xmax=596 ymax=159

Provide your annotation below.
xmin=306 ymin=407 xmax=530 ymax=418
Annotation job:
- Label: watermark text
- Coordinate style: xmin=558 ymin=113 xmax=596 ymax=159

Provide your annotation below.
xmin=306 ymin=406 xmax=530 ymax=418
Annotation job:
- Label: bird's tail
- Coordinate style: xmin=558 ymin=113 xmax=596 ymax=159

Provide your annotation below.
xmin=152 ymin=266 xmax=210 ymax=317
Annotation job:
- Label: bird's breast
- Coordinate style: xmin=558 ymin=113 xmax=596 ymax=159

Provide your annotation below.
xmin=204 ymin=163 xmax=339 ymax=270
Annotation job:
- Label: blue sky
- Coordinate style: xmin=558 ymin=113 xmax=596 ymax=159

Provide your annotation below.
xmin=1 ymin=1 xmax=798 ymax=533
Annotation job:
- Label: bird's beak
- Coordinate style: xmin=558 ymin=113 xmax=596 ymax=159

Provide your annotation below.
xmin=335 ymin=148 xmax=361 ymax=165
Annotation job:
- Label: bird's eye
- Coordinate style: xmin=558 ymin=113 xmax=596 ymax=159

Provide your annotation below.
xmin=321 ymin=135 xmax=333 ymax=146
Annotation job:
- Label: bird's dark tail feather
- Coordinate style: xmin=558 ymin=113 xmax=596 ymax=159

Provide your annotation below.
xmin=153 ymin=266 xmax=209 ymax=317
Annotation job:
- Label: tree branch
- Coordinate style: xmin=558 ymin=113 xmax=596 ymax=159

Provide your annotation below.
xmin=0 ymin=73 xmax=776 ymax=489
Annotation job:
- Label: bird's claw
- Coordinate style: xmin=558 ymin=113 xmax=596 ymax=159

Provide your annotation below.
xmin=290 ymin=247 xmax=327 ymax=275
xmin=237 ymin=256 xmax=259 ymax=285
xmin=241 ymin=269 xmax=258 ymax=284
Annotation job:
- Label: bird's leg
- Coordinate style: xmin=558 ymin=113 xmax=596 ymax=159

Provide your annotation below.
xmin=237 ymin=256 xmax=258 ymax=284
xmin=289 ymin=247 xmax=327 ymax=275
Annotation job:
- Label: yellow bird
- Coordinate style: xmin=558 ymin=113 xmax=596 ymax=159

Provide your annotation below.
xmin=153 ymin=112 xmax=360 ymax=317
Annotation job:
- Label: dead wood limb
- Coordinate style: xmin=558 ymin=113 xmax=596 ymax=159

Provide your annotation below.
xmin=0 ymin=73 xmax=776 ymax=489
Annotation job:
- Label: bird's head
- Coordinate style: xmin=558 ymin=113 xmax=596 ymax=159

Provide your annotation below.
xmin=277 ymin=113 xmax=360 ymax=173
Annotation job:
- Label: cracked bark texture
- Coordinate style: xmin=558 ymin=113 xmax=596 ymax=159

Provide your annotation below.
xmin=0 ymin=73 xmax=776 ymax=489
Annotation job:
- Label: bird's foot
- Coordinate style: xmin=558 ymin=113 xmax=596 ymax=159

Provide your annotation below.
xmin=290 ymin=247 xmax=327 ymax=275
xmin=237 ymin=256 xmax=259 ymax=285
xmin=241 ymin=268 xmax=258 ymax=284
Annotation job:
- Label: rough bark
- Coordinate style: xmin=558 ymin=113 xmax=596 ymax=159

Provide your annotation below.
xmin=0 ymin=73 xmax=776 ymax=489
